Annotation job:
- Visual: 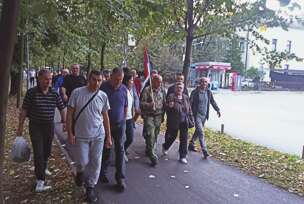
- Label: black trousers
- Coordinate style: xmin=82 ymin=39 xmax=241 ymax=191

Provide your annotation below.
xmin=100 ymin=120 xmax=126 ymax=182
xmin=163 ymin=122 xmax=188 ymax=159
xmin=29 ymin=121 xmax=54 ymax=181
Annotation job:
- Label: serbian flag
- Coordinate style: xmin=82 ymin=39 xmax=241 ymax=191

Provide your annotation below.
xmin=142 ymin=47 xmax=152 ymax=90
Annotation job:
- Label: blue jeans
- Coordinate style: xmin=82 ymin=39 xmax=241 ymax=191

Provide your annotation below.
xmin=124 ymin=119 xmax=135 ymax=152
xmin=74 ymin=136 xmax=104 ymax=188
xmin=101 ymin=120 xmax=126 ymax=182
xmin=189 ymin=116 xmax=207 ymax=151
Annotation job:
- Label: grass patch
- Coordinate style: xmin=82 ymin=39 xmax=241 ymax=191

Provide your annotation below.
xmin=195 ymin=128 xmax=304 ymax=196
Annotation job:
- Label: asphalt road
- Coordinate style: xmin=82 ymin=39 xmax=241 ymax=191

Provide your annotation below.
xmin=206 ymin=90 xmax=304 ymax=156
xmin=53 ymin=116 xmax=304 ymax=204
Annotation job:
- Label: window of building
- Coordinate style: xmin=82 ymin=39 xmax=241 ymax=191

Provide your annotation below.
xmin=286 ymin=40 xmax=292 ymax=53
xmin=272 ymin=39 xmax=277 ymax=51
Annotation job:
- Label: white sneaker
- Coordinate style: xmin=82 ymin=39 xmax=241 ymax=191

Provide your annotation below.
xmin=35 ymin=180 xmax=52 ymax=192
xmin=45 ymin=169 xmax=52 ymax=176
xmin=162 ymin=145 xmax=168 ymax=155
xmin=180 ymin=158 xmax=188 ymax=164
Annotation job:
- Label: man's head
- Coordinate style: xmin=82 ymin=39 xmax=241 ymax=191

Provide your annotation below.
xmin=151 ymin=70 xmax=158 ymax=78
xmin=38 ymin=69 xmax=52 ymax=90
xmin=198 ymin=77 xmax=209 ymax=90
xmin=71 ymin=64 xmax=80 ymax=76
xmin=131 ymin=69 xmax=138 ymax=78
xmin=175 ymin=72 xmax=184 ymax=83
xmin=102 ymin=69 xmax=111 ymax=81
xmin=88 ymin=70 xmax=102 ymax=91
xmin=175 ymin=82 xmax=184 ymax=95
xmin=110 ymin=68 xmax=124 ymax=90
xmin=62 ymin=69 xmax=69 ymax=77
xmin=152 ymin=74 xmax=162 ymax=90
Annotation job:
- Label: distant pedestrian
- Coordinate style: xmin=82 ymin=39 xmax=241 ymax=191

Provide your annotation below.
xmin=162 ymin=82 xmax=194 ymax=164
xmin=102 ymin=69 xmax=111 ymax=81
xmin=166 ymin=72 xmax=189 ymax=97
xmin=140 ymin=74 xmax=166 ymax=166
xmin=16 ymin=69 xmax=66 ymax=192
xmin=61 ymin=64 xmax=86 ymax=103
xmin=29 ymin=69 xmax=36 ymax=87
xmin=188 ymin=77 xmax=221 ymax=159
xmin=54 ymin=68 xmax=69 ymax=94
xmin=99 ymin=68 xmax=128 ymax=192
xmin=67 ymin=70 xmax=112 ymax=202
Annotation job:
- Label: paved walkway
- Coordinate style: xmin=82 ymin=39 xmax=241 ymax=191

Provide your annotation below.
xmin=54 ymin=113 xmax=304 ymax=204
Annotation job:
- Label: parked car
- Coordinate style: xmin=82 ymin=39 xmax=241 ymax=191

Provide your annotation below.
xmin=241 ymin=79 xmax=255 ymax=88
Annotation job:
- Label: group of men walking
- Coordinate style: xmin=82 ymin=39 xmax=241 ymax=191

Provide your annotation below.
xmin=17 ymin=64 xmax=221 ymax=203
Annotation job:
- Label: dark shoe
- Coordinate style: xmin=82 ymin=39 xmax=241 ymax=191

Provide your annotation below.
xmin=85 ymin=187 xmax=98 ymax=203
xmin=188 ymin=145 xmax=197 ymax=152
xmin=99 ymin=175 xmax=109 ymax=184
xmin=202 ymin=150 xmax=210 ymax=159
xmin=75 ymin=172 xmax=83 ymax=187
xmin=116 ymin=179 xmax=126 ymax=192
xmin=150 ymin=158 xmax=158 ymax=167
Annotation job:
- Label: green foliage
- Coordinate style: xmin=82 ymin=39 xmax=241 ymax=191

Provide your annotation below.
xmin=261 ymin=49 xmax=300 ymax=70
xmin=246 ymin=67 xmax=260 ymax=79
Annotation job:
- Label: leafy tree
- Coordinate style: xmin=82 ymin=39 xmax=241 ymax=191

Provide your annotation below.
xmin=245 ymin=67 xmax=260 ymax=79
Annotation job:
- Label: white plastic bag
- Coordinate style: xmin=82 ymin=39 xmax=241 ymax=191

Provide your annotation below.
xmin=11 ymin=136 xmax=31 ymax=163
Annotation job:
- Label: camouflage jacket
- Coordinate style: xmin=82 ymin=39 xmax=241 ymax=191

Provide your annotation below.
xmin=140 ymin=86 xmax=166 ymax=117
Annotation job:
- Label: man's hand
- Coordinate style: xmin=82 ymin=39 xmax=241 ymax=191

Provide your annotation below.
xmin=62 ymin=123 xmax=67 ymax=132
xmin=105 ymin=137 xmax=112 ymax=149
xmin=68 ymin=133 xmax=76 ymax=145
xmin=63 ymin=94 xmax=68 ymax=102
xmin=217 ymin=111 xmax=221 ymax=118
xmin=148 ymin=102 xmax=155 ymax=108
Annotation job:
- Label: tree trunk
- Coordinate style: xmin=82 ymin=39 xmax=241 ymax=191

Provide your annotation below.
xmin=0 ymin=0 xmax=20 ymax=202
xmin=182 ymin=0 xmax=194 ymax=86
xmin=100 ymin=42 xmax=106 ymax=70
xmin=182 ymin=34 xmax=193 ymax=87
xmin=17 ymin=34 xmax=24 ymax=108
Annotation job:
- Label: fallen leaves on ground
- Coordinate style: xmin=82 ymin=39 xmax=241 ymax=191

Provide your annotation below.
xmin=2 ymin=97 xmax=81 ymax=203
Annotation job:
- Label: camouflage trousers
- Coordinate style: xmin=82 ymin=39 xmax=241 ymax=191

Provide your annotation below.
xmin=143 ymin=115 xmax=163 ymax=163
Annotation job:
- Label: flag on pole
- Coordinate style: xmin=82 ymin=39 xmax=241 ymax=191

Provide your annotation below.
xmin=142 ymin=47 xmax=152 ymax=90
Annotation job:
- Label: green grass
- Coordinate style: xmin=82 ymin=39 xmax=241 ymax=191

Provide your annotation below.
xmin=200 ymin=128 xmax=304 ymax=196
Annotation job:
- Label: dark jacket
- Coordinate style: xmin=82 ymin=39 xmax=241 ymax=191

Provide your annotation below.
xmin=190 ymin=88 xmax=220 ymax=120
xmin=166 ymin=84 xmax=189 ymax=98
xmin=166 ymin=93 xmax=193 ymax=129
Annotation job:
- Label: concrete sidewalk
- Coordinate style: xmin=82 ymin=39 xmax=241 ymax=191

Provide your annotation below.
xmin=54 ymin=115 xmax=303 ymax=204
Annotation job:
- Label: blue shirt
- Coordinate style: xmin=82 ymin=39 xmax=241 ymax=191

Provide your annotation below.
xmin=100 ymin=81 xmax=128 ymax=123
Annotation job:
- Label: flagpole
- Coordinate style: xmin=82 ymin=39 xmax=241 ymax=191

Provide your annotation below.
xmin=149 ymin=75 xmax=156 ymax=110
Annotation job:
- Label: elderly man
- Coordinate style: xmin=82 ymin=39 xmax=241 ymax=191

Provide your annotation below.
xmin=67 ymin=70 xmax=112 ymax=202
xmin=188 ymin=77 xmax=221 ymax=159
xmin=17 ymin=69 xmax=66 ymax=192
xmin=99 ymin=68 xmax=128 ymax=192
xmin=140 ymin=74 xmax=166 ymax=166
xmin=61 ymin=64 xmax=86 ymax=102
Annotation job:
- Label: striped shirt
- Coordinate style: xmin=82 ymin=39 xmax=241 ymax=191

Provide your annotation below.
xmin=22 ymin=86 xmax=65 ymax=123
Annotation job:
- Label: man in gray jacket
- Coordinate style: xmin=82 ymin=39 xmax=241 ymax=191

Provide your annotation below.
xmin=188 ymin=77 xmax=221 ymax=159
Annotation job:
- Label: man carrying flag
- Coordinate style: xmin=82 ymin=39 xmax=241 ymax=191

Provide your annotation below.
xmin=140 ymin=47 xmax=166 ymax=166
